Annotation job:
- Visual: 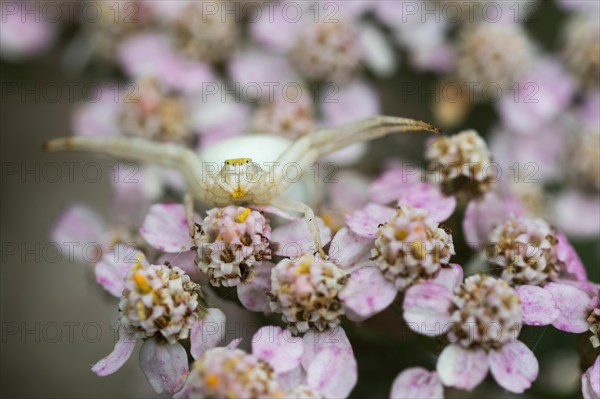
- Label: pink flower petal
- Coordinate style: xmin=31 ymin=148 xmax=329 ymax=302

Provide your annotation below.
xmin=499 ymin=58 xmax=575 ymax=135
xmin=327 ymin=170 xmax=371 ymax=214
xmin=582 ymin=355 xmax=600 ymax=399
xmin=193 ymin=98 xmax=249 ymax=148
xmin=322 ymin=80 xmax=380 ymax=126
xmin=226 ymin=338 xmax=242 ymax=350
xmin=95 ymin=245 xmax=142 ymax=297
xmin=237 ymin=261 xmax=274 ymax=312
xmin=140 ymin=338 xmax=189 ymax=394
xmin=140 ymin=203 xmax=195 ymax=252
xmin=403 ymin=283 xmax=453 ymax=336
xmin=110 ymin=165 xmax=161 ymax=226
xmin=72 ymin=95 xmax=120 ymax=138
xmin=51 ymin=205 xmax=105 ymax=260
xmin=118 ymin=33 xmax=172 ymax=79
xmin=228 ymin=50 xmax=296 ymax=93
xmin=369 ymin=166 xmax=423 ymax=205
xmin=277 ymin=367 xmax=307 ymax=391
xmin=552 ymin=191 xmax=600 ymax=239
xmin=301 ymin=327 xmax=352 ymax=370
xmin=516 ymin=285 xmax=560 ymax=326
xmin=272 ymin=218 xmax=331 ymax=258
xmin=307 ymin=347 xmax=357 ymax=398
xmin=555 ymin=231 xmax=588 ymax=282
xmin=0 ymin=8 xmax=57 ymax=60
xmin=545 ymin=283 xmax=591 ymax=333
xmin=390 ymin=368 xmax=444 ymax=399
xmin=396 ymin=182 xmax=456 ymax=223
xmin=249 ymin=6 xmax=303 ymax=52
xmin=463 ymin=192 xmax=509 ymax=248
xmin=429 ymin=263 xmax=464 ymax=292
xmin=437 ymin=345 xmax=488 ymax=391
xmin=360 ymin=24 xmax=397 ymax=77
xmin=166 ymin=59 xmax=215 ymax=95
xmin=339 ymin=266 xmax=396 ymax=321
xmin=190 ymin=308 xmax=226 ymax=359
xmin=251 ymin=326 xmax=304 ymax=374
xmin=329 ymin=227 xmax=373 ymax=271
xmin=489 ymin=341 xmax=539 ymax=393
xmin=91 ymin=324 xmax=136 ymax=376
xmin=346 ymin=203 xmax=395 ymax=238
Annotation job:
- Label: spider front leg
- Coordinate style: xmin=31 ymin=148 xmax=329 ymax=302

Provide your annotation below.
xmin=44 ymin=136 xmax=212 ymax=203
xmin=184 ymin=193 xmax=197 ymax=240
xmin=270 ymin=196 xmax=328 ymax=260
xmin=278 ymin=115 xmax=441 ymax=161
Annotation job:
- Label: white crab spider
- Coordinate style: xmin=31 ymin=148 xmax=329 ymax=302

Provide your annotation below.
xmin=45 ymin=115 xmax=439 ymax=257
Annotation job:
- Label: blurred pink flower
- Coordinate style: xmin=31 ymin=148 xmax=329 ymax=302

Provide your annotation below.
xmin=177 ymin=325 xmax=357 ymax=398
xmin=249 ymin=0 xmax=396 ymax=84
xmin=372 ymin=1 xmax=455 ymax=73
xmin=551 ymin=191 xmax=600 ymax=238
xmin=499 ymin=58 xmax=576 ymax=135
xmin=0 ymin=3 xmax=57 ymax=61
xmin=390 ymin=368 xmax=443 ymax=399
xmin=582 ymin=355 xmax=600 ymax=399
xmin=118 ymin=33 xmax=216 ymax=94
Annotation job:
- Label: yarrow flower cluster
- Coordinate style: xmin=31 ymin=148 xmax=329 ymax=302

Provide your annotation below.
xmin=249 ymin=94 xmax=315 ymax=139
xmin=448 ymin=274 xmax=522 ymax=349
xmin=119 ymin=261 xmax=202 ymax=344
xmin=587 ymin=291 xmax=600 ymax=348
xmin=171 ymin=1 xmax=240 ymax=63
xmin=269 ymin=252 xmax=348 ymax=333
xmin=487 ymin=216 xmax=561 ymax=286
xmin=456 ymin=22 xmax=534 ymax=92
xmin=426 ymin=130 xmax=495 ymax=197
xmin=182 ymin=347 xmax=279 ymax=398
xmin=291 ymin=20 xmax=362 ymax=84
xmin=196 ymin=206 xmax=272 ymax=287
xmin=372 ymin=206 xmax=455 ymax=290
xmin=562 ymin=14 xmax=600 ymax=88
xmin=569 ymin=128 xmax=600 ymax=192
xmin=404 ymin=274 xmax=537 ymax=393
xmin=118 ymin=79 xmax=190 ymax=144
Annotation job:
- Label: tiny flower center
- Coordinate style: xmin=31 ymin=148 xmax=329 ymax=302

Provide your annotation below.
xmin=236 ymin=208 xmax=252 ymax=223
xmin=133 ymin=273 xmax=152 ymax=294
xmin=120 ymin=264 xmax=202 ymax=343
xmin=270 ymin=253 xmax=347 ymax=334
xmin=373 ymin=206 xmax=455 ymax=291
xmin=186 ymin=348 xmax=279 ymax=398
xmin=197 ymin=206 xmax=272 ymax=287
xmin=449 ymin=274 xmax=522 ymax=350
xmin=205 ymin=373 xmax=220 ymax=388
xmin=488 ymin=217 xmax=562 ymax=286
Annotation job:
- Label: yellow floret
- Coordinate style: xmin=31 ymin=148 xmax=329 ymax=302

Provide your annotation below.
xmin=236 ymin=208 xmax=252 ymax=223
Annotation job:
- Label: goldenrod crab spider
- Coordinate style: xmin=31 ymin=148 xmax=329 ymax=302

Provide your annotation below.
xmin=45 ymin=115 xmax=440 ymax=258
